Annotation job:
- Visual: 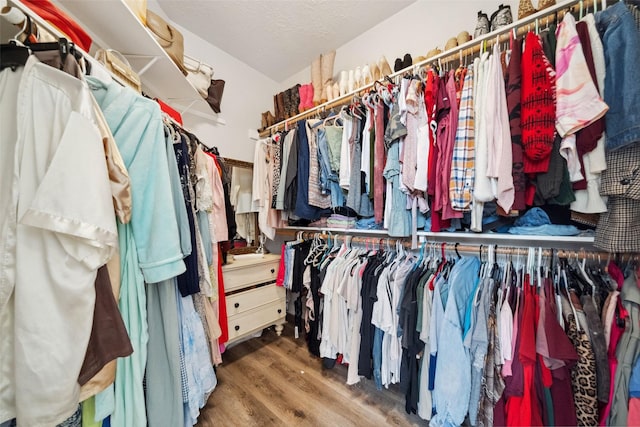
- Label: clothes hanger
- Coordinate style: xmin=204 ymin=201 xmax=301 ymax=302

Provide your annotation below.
xmin=561 ymin=259 xmax=582 ymax=331
xmin=1 ymin=13 xmax=32 ymax=71
xmin=0 ymin=40 xmax=29 ymax=71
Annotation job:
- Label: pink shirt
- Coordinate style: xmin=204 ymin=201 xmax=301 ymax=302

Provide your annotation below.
xmin=437 ymin=71 xmax=463 ymax=220
xmin=555 ymin=13 xmax=608 ymax=137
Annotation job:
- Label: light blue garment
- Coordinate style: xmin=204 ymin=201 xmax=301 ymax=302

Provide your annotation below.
xmin=429 ymin=274 xmax=448 ymax=394
xmin=87 ymin=77 xmax=186 ymax=283
xmin=596 ymin=1 xmax=640 ymax=151
xmin=318 ymin=127 xmax=345 ymax=208
xmin=629 ymin=353 xmax=640 ymax=398
xmin=355 ymin=217 xmax=383 ymax=229
xmin=384 ymin=140 xmax=411 ymax=237
xmin=284 ymin=245 xmax=295 ymax=290
xmin=508 ymin=224 xmax=580 ymax=235
xmin=111 ymin=222 xmax=148 ymax=427
xmin=88 ymin=78 xmax=187 ymax=426
xmin=197 ymin=211 xmax=213 ymax=265
xmin=431 ymin=257 xmax=481 ymax=427
xmin=316 ymin=126 xmax=331 ymax=196
xmin=513 ymin=207 xmax=550 ymax=227
xmin=145 ymin=127 xmax=197 ymax=427
xmin=373 ymin=327 xmax=384 ymax=391
xmin=462 ymin=276 xmax=482 ymax=339
xmin=93 ymin=385 xmax=114 ymax=422
xmin=508 ymin=207 xmax=580 ymax=235
xmin=177 ymin=292 xmax=217 ymax=426
xmin=145 ymin=279 xmax=183 ymax=427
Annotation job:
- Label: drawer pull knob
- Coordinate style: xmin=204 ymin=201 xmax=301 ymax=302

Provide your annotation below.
xmin=277 ymin=309 xmax=282 ymax=314
xmin=234 ymin=302 xmax=240 ymax=308
xmin=234 ymin=325 xmax=240 ymax=331
xmin=270 ymin=268 xmax=275 ymax=274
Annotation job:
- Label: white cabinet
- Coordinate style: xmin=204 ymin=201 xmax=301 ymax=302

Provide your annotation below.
xmin=222 ymin=254 xmax=286 ymax=344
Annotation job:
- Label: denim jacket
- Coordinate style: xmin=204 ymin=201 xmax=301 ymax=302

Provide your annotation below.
xmin=431 ymin=257 xmax=481 ymax=426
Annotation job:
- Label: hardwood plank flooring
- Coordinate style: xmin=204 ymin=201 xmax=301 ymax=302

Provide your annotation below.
xmin=196 ymin=324 xmax=426 ymax=426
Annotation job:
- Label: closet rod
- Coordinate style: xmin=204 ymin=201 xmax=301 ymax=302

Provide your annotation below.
xmin=259 ymin=0 xmax=600 ymax=138
xmin=298 ymin=231 xmax=638 ymax=263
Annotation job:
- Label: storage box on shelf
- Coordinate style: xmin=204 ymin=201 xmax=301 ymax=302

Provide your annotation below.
xmin=222 ymin=253 xmax=285 ymax=344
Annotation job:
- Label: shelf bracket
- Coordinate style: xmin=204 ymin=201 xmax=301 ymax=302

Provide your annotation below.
xmin=122 ymin=54 xmax=159 ymax=77
xmin=179 ymin=99 xmax=198 ymax=116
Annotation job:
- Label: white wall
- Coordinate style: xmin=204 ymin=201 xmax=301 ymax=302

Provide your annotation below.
xmin=158 ymin=0 xmax=521 ymax=162
xmin=150 ymin=0 xmax=278 ymax=163
xmin=279 ymin=0 xmax=518 ymax=91
xmin=155 ymin=0 xmax=521 ymax=162
xmin=175 ymin=23 xmax=278 ymax=162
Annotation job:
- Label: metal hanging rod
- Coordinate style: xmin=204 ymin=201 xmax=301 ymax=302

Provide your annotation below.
xmin=260 ymin=0 xmax=602 ymax=137
xmin=297 ymin=231 xmax=638 ymax=262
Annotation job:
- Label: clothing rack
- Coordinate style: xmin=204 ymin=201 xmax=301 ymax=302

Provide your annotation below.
xmin=259 ymin=0 xmax=604 ymax=137
xmin=297 ymin=231 xmax=639 ymax=263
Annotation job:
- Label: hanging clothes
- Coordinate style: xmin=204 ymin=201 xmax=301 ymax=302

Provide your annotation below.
xmin=0 ymin=56 xmax=117 ymax=427
xmin=505 ymin=35 xmax=527 ymax=213
xmin=521 ymin=31 xmax=556 ymax=175
xmin=485 ymin=43 xmax=514 ymax=213
xmin=608 ymin=272 xmax=640 ymax=426
xmin=431 ymin=257 xmax=481 ymax=426
xmin=88 ymin=75 xmax=188 ymax=426
xmin=449 ymin=63 xmax=475 ymax=212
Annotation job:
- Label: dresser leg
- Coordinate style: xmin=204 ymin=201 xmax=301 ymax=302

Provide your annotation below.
xmin=275 ymin=323 xmax=284 ymax=336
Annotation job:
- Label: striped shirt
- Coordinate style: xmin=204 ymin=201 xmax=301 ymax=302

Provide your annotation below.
xmin=449 ymin=65 xmax=475 ymax=211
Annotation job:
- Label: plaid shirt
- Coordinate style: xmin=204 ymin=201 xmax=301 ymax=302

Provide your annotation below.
xmin=449 ymin=65 xmax=475 ymax=211
xmin=595 ymin=143 xmax=640 ymax=252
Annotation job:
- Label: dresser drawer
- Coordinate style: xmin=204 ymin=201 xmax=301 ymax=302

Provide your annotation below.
xmin=227 ymin=299 xmax=286 ymax=342
xmin=226 ymin=284 xmax=285 ymax=316
xmin=223 ymin=258 xmax=279 ymax=292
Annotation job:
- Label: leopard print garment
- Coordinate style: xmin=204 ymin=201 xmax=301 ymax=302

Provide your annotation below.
xmin=477 ymin=280 xmax=506 ymax=427
xmin=271 ymin=135 xmax=282 ymax=208
xmin=565 ymin=312 xmax=599 ymax=426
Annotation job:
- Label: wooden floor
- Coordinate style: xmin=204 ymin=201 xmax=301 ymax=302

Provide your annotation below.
xmin=196 ymin=323 xmax=426 ymax=427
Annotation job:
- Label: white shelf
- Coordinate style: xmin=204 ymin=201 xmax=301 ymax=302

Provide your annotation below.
xmin=277 ymin=227 xmax=596 ymax=250
xmin=50 ymin=0 xmax=217 ymax=121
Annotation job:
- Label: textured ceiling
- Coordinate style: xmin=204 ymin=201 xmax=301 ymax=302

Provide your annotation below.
xmin=156 ymin=0 xmax=416 ymax=82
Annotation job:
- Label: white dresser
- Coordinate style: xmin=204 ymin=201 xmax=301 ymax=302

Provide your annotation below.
xmin=222 ymin=254 xmax=286 ymax=344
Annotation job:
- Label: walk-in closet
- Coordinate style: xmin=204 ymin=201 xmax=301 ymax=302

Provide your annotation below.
xmin=1 ymin=0 xmax=639 ymax=426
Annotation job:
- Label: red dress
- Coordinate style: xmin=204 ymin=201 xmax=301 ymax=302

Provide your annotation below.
xmin=506 ymin=276 xmax=544 ymax=426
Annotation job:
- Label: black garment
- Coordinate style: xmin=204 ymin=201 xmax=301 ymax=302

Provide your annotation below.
xmin=283 ymin=130 xmax=298 ymax=212
xmin=358 ymin=253 xmax=384 ymax=379
xmin=295 ymin=120 xmax=325 ymax=220
xmin=581 ymin=295 xmax=610 ymax=403
xmin=399 ymin=266 xmax=427 ymax=414
xmin=222 ymin=180 xmax=236 ymax=241
xmin=174 ymin=133 xmax=199 ymax=296
xmin=306 ymin=263 xmax=323 ymax=357
xmin=539 ymin=24 xmax=557 ymax=67
xmin=291 ymin=240 xmax=312 ymax=334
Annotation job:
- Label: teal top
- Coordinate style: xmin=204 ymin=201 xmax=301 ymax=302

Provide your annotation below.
xmin=88 ymin=77 xmax=185 ymax=283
